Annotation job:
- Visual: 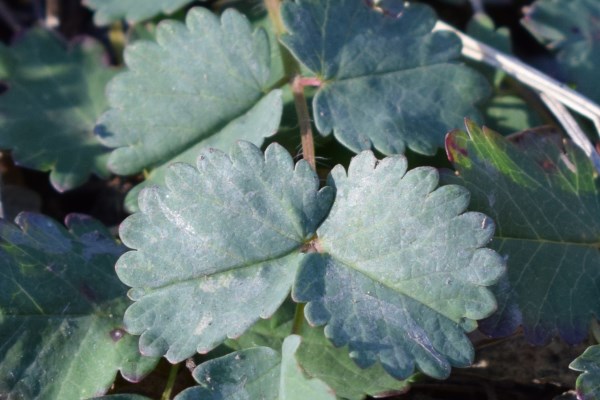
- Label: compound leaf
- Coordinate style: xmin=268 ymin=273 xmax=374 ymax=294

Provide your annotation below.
xmin=522 ymin=0 xmax=600 ymax=102
xmin=0 ymin=213 xmax=158 ymax=400
xmin=445 ymin=121 xmax=600 ymax=344
xmin=280 ymin=0 xmax=489 ymax=156
xmin=570 ymin=345 xmax=600 ymax=400
xmin=117 ymin=142 xmax=333 ymax=363
xmin=96 ymin=8 xmax=283 ymax=210
xmin=0 ymin=28 xmax=116 ymax=192
xmin=175 ymin=335 xmax=335 ymax=400
xmin=84 ymin=0 xmax=199 ymax=26
xmin=294 ymin=151 xmax=505 ymax=379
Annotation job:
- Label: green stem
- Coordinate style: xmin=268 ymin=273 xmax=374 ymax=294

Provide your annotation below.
xmin=291 ymin=303 xmax=306 ymax=335
xmin=161 ymin=363 xmax=180 ymax=400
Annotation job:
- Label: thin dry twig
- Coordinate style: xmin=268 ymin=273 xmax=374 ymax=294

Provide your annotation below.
xmin=433 ymin=20 xmax=600 ymax=173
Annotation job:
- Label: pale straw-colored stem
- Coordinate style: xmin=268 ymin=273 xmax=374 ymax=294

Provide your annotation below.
xmin=433 ymin=20 xmax=600 ymax=173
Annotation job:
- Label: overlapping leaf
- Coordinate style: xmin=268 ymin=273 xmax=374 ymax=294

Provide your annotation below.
xmin=117 ymin=142 xmax=333 ymax=363
xmin=84 ymin=0 xmax=199 ymax=26
xmin=280 ymin=0 xmax=490 ymax=155
xmin=96 ymin=8 xmax=283 ymax=210
xmin=0 ymin=213 xmax=158 ymax=399
xmin=294 ymin=151 xmax=505 ymax=379
xmin=445 ymin=121 xmax=600 ymax=344
xmin=231 ymin=302 xmax=410 ymax=400
xmin=570 ymin=345 xmax=600 ymax=400
xmin=176 ymin=335 xmax=335 ymax=399
xmin=118 ymin=140 xmax=503 ymax=379
xmin=0 ymin=28 xmax=116 ymax=191
xmin=522 ymin=0 xmax=600 ymax=102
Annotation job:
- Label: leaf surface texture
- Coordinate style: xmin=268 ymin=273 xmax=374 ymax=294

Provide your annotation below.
xmin=0 ymin=213 xmax=157 ymax=399
xmin=445 ymin=121 xmax=600 ymax=344
xmin=280 ymin=0 xmax=489 ymax=155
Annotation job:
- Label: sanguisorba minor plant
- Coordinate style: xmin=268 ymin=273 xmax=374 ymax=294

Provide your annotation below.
xmin=3 ymin=0 xmax=600 ymax=398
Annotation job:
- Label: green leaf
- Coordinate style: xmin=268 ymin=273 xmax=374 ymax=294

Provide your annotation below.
xmin=294 ymin=151 xmax=505 ymax=379
xmin=445 ymin=121 xmax=600 ymax=345
xmin=231 ymin=303 xmax=411 ymax=400
xmin=0 ymin=213 xmax=158 ymax=399
xmin=483 ymin=95 xmax=544 ymax=135
xmin=117 ymin=142 xmax=333 ymax=363
xmin=295 ymin=325 xmax=411 ymax=399
xmin=96 ymin=8 xmax=283 ymax=210
xmin=175 ymin=335 xmax=335 ymax=399
xmin=0 ymin=28 xmax=116 ymax=191
xmin=92 ymin=395 xmax=153 ymax=400
xmin=280 ymin=0 xmax=490 ymax=155
xmin=83 ymin=0 xmax=199 ymax=26
xmin=522 ymin=0 xmax=600 ymax=102
xmin=571 ymin=345 xmax=600 ymax=400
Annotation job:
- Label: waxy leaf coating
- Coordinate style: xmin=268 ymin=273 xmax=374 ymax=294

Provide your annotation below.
xmin=0 ymin=213 xmax=157 ymax=400
xmin=571 ymin=345 xmax=600 ymax=400
xmin=281 ymin=0 xmax=489 ymax=155
xmin=176 ymin=335 xmax=335 ymax=400
xmin=522 ymin=0 xmax=600 ymax=103
xmin=84 ymin=0 xmax=199 ymax=26
xmin=0 ymin=28 xmax=115 ymax=191
xmin=445 ymin=121 xmax=600 ymax=344
xmin=96 ymin=8 xmax=283 ymax=210
xmin=294 ymin=151 xmax=505 ymax=379
xmin=117 ymin=142 xmax=333 ymax=363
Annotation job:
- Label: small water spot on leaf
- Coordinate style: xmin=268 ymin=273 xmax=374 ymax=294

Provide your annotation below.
xmin=110 ymin=328 xmax=126 ymax=342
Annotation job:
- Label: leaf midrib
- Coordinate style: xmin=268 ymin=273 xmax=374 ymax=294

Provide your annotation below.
xmin=138 ymin=245 xmax=303 ymax=293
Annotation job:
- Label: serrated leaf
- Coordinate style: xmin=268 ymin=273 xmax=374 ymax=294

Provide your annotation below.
xmin=117 ymin=142 xmax=333 ymax=363
xmin=231 ymin=302 xmax=410 ymax=400
xmin=0 ymin=213 xmax=158 ymax=400
xmin=445 ymin=121 xmax=600 ymax=344
xmin=522 ymin=0 xmax=600 ymax=102
xmin=84 ymin=0 xmax=199 ymax=26
xmin=293 ymin=151 xmax=505 ymax=379
xmin=96 ymin=8 xmax=283 ymax=210
xmin=280 ymin=0 xmax=490 ymax=155
xmin=0 ymin=28 xmax=116 ymax=192
xmin=571 ymin=345 xmax=600 ymax=400
xmin=175 ymin=335 xmax=335 ymax=400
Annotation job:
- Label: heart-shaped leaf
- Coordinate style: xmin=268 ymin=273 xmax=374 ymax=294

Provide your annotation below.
xmin=280 ymin=0 xmax=490 ymax=155
xmin=445 ymin=121 xmax=600 ymax=344
xmin=0 ymin=28 xmax=116 ymax=191
xmin=175 ymin=335 xmax=335 ymax=399
xmin=84 ymin=0 xmax=200 ymax=26
xmin=0 ymin=213 xmax=158 ymax=399
xmin=96 ymin=8 xmax=283 ymax=210
xmin=117 ymin=142 xmax=333 ymax=363
xmin=522 ymin=0 xmax=600 ymax=102
xmin=570 ymin=345 xmax=600 ymax=400
xmin=294 ymin=151 xmax=505 ymax=379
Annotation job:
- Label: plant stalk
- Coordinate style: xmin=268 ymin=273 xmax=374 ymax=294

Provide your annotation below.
xmin=292 ymin=76 xmax=317 ymax=170
xmin=161 ymin=363 xmax=180 ymax=400
xmin=264 ymin=0 xmax=318 ymax=335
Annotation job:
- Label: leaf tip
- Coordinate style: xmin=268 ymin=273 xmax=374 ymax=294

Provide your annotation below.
xmin=445 ymin=129 xmax=468 ymax=164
